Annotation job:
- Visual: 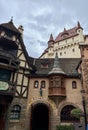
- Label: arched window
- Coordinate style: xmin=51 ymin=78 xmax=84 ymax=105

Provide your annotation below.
xmin=60 ymin=105 xmax=79 ymax=122
xmin=41 ymin=80 xmax=46 ymax=88
xmin=72 ymin=81 xmax=77 ymax=89
xmin=34 ymin=81 xmax=39 ymax=88
xmin=10 ymin=105 xmax=21 ymax=120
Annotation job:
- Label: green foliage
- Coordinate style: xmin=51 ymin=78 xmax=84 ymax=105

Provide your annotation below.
xmin=56 ymin=124 xmax=74 ymax=130
xmin=71 ymin=108 xmax=82 ymax=118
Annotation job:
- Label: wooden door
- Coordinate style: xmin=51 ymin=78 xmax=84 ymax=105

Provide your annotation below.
xmin=48 ymin=105 xmax=51 ymax=130
xmin=0 ymin=120 xmax=5 ymax=130
xmin=0 ymin=105 xmax=6 ymax=130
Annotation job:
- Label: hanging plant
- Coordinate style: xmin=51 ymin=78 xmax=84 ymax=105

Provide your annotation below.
xmin=56 ymin=124 xmax=74 ymax=130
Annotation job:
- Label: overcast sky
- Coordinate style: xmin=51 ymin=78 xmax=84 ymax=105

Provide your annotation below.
xmin=0 ymin=0 xmax=88 ymax=58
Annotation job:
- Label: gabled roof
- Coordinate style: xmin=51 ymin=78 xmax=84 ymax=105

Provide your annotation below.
xmin=0 ymin=20 xmax=21 ymax=35
xmin=29 ymin=57 xmax=80 ymax=77
xmin=0 ymin=20 xmax=31 ymax=70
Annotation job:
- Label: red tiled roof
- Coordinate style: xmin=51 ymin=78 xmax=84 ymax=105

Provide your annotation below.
xmin=55 ymin=22 xmax=83 ymax=43
xmin=41 ymin=22 xmax=83 ymax=57
xmin=55 ymin=27 xmax=78 ymax=42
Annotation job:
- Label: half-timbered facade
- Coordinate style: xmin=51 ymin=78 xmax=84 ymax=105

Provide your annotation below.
xmin=0 ymin=19 xmax=87 ymax=130
xmin=0 ymin=20 xmax=31 ymax=130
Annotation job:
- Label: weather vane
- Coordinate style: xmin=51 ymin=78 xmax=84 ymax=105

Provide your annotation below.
xmin=11 ymin=16 xmax=13 ymax=22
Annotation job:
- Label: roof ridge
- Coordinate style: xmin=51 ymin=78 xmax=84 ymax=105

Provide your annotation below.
xmin=0 ymin=21 xmax=21 ymax=34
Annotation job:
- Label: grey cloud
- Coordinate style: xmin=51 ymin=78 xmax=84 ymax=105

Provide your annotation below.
xmin=0 ymin=0 xmax=88 ymax=57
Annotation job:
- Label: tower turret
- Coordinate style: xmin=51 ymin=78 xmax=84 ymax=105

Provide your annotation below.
xmin=48 ymin=34 xmax=54 ymax=47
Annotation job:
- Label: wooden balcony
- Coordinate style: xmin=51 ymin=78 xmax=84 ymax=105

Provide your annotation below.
xmin=0 ymin=50 xmax=20 ymax=70
xmin=48 ymin=87 xmax=66 ymax=97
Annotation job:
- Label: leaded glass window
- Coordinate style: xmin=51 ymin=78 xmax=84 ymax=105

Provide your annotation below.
xmin=10 ymin=105 xmax=21 ymax=120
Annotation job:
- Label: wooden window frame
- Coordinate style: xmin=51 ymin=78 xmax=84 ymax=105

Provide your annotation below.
xmin=10 ymin=105 xmax=21 ymax=120
xmin=41 ymin=80 xmax=46 ymax=88
xmin=34 ymin=80 xmax=39 ymax=88
xmin=72 ymin=81 xmax=77 ymax=89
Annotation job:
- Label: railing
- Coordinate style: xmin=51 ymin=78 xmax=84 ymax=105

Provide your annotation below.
xmin=0 ymin=50 xmax=17 ymax=60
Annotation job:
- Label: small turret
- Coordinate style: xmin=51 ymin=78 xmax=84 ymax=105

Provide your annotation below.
xmin=18 ymin=25 xmax=24 ymax=37
xmin=77 ymin=21 xmax=81 ymax=28
xmin=49 ymin=51 xmax=65 ymax=75
xmin=48 ymin=34 xmax=54 ymax=47
xmin=77 ymin=21 xmax=83 ymax=30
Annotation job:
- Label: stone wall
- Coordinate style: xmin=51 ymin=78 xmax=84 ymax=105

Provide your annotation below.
xmin=8 ymin=98 xmax=27 ymax=130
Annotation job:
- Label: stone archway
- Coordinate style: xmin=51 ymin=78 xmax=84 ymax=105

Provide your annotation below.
xmin=58 ymin=101 xmax=82 ymax=123
xmin=31 ymin=103 xmax=49 ymax=130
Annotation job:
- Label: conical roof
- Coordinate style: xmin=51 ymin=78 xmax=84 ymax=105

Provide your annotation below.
xmin=77 ymin=21 xmax=83 ymax=30
xmin=48 ymin=51 xmax=65 ymax=75
xmin=48 ymin=34 xmax=54 ymax=42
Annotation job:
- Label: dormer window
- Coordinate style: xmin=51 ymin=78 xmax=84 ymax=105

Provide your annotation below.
xmin=77 ymin=29 xmax=81 ymax=34
xmin=1 ymin=31 xmax=5 ymax=36
xmin=61 ymin=28 xmax=69 ymax=39
xmin=41 ymin=63 xmax=48 ymax=68
xmin=62 ymin=34 xmax=68 ymax=38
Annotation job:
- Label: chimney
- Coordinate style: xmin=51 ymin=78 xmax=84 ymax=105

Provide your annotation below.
xmin=18 ymin=25 xmax=24 ymax=37
xmin=84 ymin=35 xmax=88 ymax=44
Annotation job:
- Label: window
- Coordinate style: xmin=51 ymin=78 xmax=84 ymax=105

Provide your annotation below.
xmin=0 ymin=69 xmax=11 ymax=80
xmin=55 ymin=76 xmax=61 ymax=87
xmin=50 ymin=76 xmax=61 ymax=87
xmin=10 ymin=105 xmax=21 ymax=120
xmin=72 ymin=81 xmax=77 ymax=89
xmin=72 ymin=48 xmax=75 ymax=52
xmin=65 ymin=40 xmax=67 ymax=43
xmin=61 ymin=105 xmax=79 ymax=122
xmin=41 ymin=64 xmax=48 ymax=68
xmin=72 ymin=37 xmax=74 ymax=41
xmin=60 ymin=52 xmax=62 ymax=56
xmin=50 ymin=77 xmax=53 ymax=87
xmin=34 ymin=81 xmax=39 ymax=88
xmin=41 ymin=81 xmax=45 ymax=88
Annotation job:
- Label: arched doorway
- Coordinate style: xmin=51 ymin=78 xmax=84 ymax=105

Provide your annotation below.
xmin=31 ymin=103 xmax=49 ymax=130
